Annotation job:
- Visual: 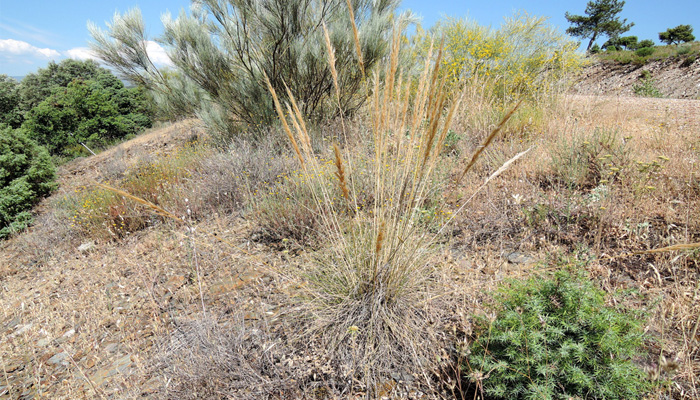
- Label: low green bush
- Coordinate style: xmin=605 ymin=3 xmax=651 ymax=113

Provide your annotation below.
xmin=0 ymin=126 xmax=57 ymax=238
xmin=633 ymin=75 xmax=663 ymax=98
xmin=465 ymin=270 xmax=650 ymax=399
xmin=676 ymin=45 xmax=692 ymax=56
xmin=549 ymin=128 xmax=630 ymax=190
xmin=635 ymin=46 xmax=655 ymax=57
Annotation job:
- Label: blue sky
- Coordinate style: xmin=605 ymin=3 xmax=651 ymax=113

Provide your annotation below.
xmin=1 ymin=0 xmax=698 ymax=77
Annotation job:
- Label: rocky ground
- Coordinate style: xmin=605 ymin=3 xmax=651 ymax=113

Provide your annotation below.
xmin=571 ymin=57 xmax=700 ymax=99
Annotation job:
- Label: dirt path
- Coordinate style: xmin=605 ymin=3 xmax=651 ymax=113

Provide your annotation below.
xmin=561 ymin=95 xmax=700 ymax=149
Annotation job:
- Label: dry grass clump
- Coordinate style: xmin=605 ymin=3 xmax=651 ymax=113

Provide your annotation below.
xmin=193 ymin=135 xmax=299 ymax=217
xmin=156 ymin=317 xmax=304 ymax=400
xmin=546 ymin=127 xmax=631 ymax=190
xmin=262 ymin=22 xmax=525 ymax=393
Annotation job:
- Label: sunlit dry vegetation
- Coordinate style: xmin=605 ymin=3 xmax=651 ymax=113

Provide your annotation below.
xmin=1 ymin=1 xmax=699 ymax=399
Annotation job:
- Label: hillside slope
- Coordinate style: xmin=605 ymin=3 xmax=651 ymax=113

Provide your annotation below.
xmin=571 ymin=57 xmax=700 ymax=99
xmin=1 ymin=97 xmax=699 ymax=398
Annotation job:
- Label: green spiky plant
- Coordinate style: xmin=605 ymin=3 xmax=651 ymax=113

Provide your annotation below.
xmin=466 ymin=269 xmax=650 ymax=399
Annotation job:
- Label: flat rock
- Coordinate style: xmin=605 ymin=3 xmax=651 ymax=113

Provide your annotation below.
xmin=77 ymin=241 xmax=96 ymax=252
xmin=504 ymin=251 xmax=537 ymax=265
xmin=89 ymin=355 xmax=133 ymax=387
xmin=48 ymin=352 xmax=70 ymax=365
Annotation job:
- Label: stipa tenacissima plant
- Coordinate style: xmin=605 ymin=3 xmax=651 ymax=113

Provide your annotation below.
xmin=265 ymin=22 xmax=460 ymax=388
xmin=266 ymin=13 xmax=525 ymax=391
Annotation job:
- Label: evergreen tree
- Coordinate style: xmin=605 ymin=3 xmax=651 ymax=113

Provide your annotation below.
xmin=0 ymin=75 xmax=23 ymax=128
xmin=0 ymin=126 xmax=57 ymax=239
xmin=565 ymin=0 xmax=634 ymax=51
xmin=659 ymin=25 xmax=695 ymax=45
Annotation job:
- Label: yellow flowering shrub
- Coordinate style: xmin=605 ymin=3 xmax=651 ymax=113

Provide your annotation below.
xmin=412 ymin=12 xmax=583 ymax=101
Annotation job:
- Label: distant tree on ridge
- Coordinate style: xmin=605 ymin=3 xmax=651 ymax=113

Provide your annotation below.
xmin=565 ymin=0 xmax=634 ymax=51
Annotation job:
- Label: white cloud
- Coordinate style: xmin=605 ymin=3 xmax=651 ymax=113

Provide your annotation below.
xmin=145 ymin=41 xmax=172 ymax=66
xmin=0 ymin=38 xmax=60 ymax=58
xmin=65 ymin=42 xmax=172 ymax=66
xmin=65 ymin=47 xmax=97 ymax=61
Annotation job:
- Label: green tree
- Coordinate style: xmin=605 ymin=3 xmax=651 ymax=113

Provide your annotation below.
xmin=0 ymin=126 xmax=57 ymax=239
xmin=22 ymin=77 xmax=152 ymax=157
xmin=618 ymin=35 xmax=638 ymax=50
xmin=565 ymin=0 xmax=634 ymax=52
xmin=0 ymin=75 xmax=23 ymax=128
xmin=602 ymin=35 xmax=637 ymax=50
xmin=89 ymin=0 xmax=405 ymax=138
xmin=638 ymin=39 xmax=655 ymax=48
xmin=18 ymin=59 xmax=110 ymax=112
xmin=659 ymin=24 xmax=695 ymax=45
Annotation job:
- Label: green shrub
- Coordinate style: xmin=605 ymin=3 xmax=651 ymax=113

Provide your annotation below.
xmin=22 ymin=77 xmax=152 ymax=158
xmin=633 ymin=75 xmax=663 ymax=98
xmin=676 ymin=45 xmax=692 ymax=56
xmin=635 ymin=46 xmax=655 ymax=57
xmin=90 ymin=0 xmax=400 ymax=138
xmin=549 ymin=128 xmax=630 ymax=190
xmin=0 ymin=126 xmax=57 ymax=238
xmin=681 ymin=54 xmax=697 ymax=67
xmin=0 ymin=75 xmax=23 ymax=128
xmin=413 ymin=13 xmax=582 ymax=101
xmin=466 ymin=270 xmax=650 ymax=400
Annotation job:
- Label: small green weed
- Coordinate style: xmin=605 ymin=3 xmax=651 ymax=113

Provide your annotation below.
xmin=549 ymin=128 xmax=630 ymax=190
xmin=633 ymin=75 xmax=663 ymax=98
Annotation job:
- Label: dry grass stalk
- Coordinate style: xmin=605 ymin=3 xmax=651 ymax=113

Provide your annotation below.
xmin=458 ymin=99 xmax=523 ymax=182
xmin=345 ymin=0 xmax=365 ymax=79
xmin=421 ymin=76 xmax=448 ymax=169
xmin=333 ymin=143 xmax=351 ymax=204
xmin=263 ymin=72 xmax=305 ymax=168
xmin=375 ymin=220 xmax=386 ymax=255
xmin=93 ymin=181 xmax=181 ymax=222
xmin=378 ymin=27 xmax=401 ymax=138
xmin=426 ymin=38 xmax=445 ymax=120
xmin=283 ymin=81 xmax=312 ymax=155
xmin=322 ymin=21 xmax=341 ymax=106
